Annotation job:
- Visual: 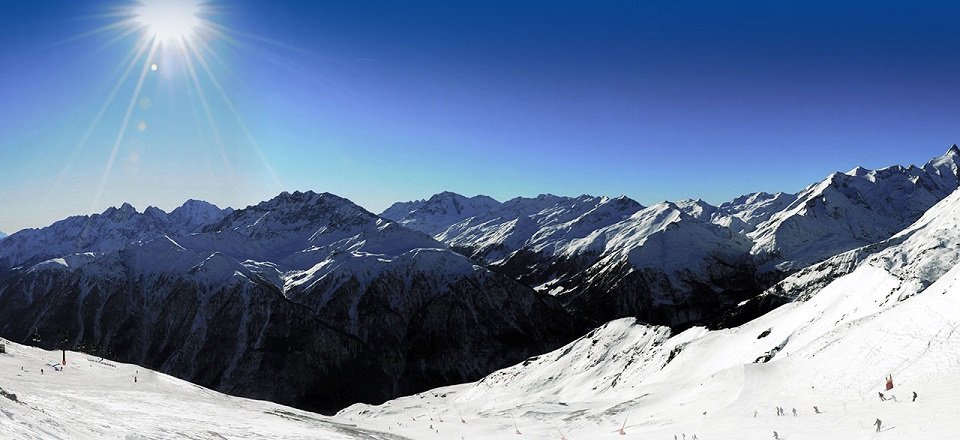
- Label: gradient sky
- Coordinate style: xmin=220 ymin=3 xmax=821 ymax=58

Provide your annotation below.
xmin=3 ymin=0 xmax=960 ymax=233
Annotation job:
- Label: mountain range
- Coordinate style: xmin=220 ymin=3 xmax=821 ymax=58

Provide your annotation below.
xmin=339 ymin=151 xmax=960 ymax=439
xmin=0 ymin=146 xmax=958 ymax=413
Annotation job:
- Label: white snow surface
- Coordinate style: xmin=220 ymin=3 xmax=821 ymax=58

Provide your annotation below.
xmin=0 ymin=340 xmax=410 ymax=440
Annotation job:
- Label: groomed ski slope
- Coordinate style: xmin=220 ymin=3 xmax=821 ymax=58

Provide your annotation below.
xmin=0 ymin=341 xmax=410 ymax=440
xmin=338 ymin=263 xmax=960 ymax=440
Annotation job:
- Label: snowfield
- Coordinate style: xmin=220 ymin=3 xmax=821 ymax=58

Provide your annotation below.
xmin=337 ymin=264 xmax=960 ymax=439
xmin=0 ymin=341 xmax=411 ymax=439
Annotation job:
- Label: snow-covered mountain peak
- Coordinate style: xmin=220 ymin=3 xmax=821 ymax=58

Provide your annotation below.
xmin=924 ymin=144 xmax=960 ymax=178
xmin=845 ymin=165 xmax=870 ymax=177
xmin=166 ymin=199 xmax=233 ymax=235
xmin=675 ymin=198 xmax=719 ymax=221
xmin=101 ymin=202 xmax=139 ymax=220
xmin=748 ymin=148 xmax=960 ymax=271
xmin=380 ymin=191 xmax=502 ymax=235
xmin=207 ymin=191 xmax=376 ymax=235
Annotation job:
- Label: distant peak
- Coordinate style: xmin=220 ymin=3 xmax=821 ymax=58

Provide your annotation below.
xmin=428 ymin=191 xmax=466 ymax=201
xmin=948 ymin=144 xmax=960 ymax=156
xmin=846 ymin=165 xmax=870 ymax=177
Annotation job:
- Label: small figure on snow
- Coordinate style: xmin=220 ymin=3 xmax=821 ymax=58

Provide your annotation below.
xmin=813 ymin=406 xmax=821 ymax=414
xmin=878 ymin=392 xmax=886 ymax=401
xmin=792 ymin=408 xmax=798 ymax=417
xmin=754 ymin=410 xmax=758 ymax=418
xmin=912 ymin=391 xmax=918 ymax=402
xmin=874 ymin=418 xmax=882 ymax=432
xmin=773 ymin=430 xmax=780 ymax=440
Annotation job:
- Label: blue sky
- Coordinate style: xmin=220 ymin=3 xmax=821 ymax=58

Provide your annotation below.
xmin=2 ymin=0 xmax=960 ymax=232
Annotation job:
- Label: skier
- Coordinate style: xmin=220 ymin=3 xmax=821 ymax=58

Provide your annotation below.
xmin=874 ymin=418 xmax=882 ymax=432
xmin=773 ymin=431 xmax=780 ymax=440
xmin=792 ymin=408 xmax=798 ymax=417
xmin=878 ymin=392 xmax=886 ymax=401
xmin=40 ymin=369 xmax=43 ymax=375
xmin=912 ymin=391 xmax=918 ymax=402
xmin=814 ymin=406 xmax=821 ymax=414
xmin=754 ymin=410 xmax=758 ymax=418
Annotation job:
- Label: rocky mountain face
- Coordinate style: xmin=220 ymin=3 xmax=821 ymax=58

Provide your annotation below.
xmin=0 ymin=191 xmax=583 ymax=412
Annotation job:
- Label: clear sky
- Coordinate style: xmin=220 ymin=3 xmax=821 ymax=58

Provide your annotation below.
xmin=2 ymin=0 xmax=960 ymax=233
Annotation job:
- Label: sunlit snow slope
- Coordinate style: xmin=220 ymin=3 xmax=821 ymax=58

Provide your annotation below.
xmin=0 ymin=340 xmax=411 ymax=440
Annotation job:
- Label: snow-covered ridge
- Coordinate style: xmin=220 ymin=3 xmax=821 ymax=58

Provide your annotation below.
xmin=748 ymin=146 xmax=960 ymax=271
xmin=381 ymin=191 xmax=502 ymax=235
xmin=0 ymin=199 xmax=231 ymax=270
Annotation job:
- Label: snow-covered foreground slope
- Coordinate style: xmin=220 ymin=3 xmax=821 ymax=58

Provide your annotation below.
xmin=339 ymin=265 xmax=960 ymax=439
xmin=0 ymin=340 xmax=409 ymax=440
xmin=339 ymin=188 xmax=960 ymax=439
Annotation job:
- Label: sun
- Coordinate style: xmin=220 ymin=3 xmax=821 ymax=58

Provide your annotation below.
xmin=133 ymin=0 xmax=204 ymax=43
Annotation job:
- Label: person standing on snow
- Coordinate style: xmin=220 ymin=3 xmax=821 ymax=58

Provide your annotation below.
xmin=878 ymin=392 xmax=886 ymax=401
xmin=792 ymin=408 xmax=798 ymax=417
xmin=874 ymin=418 xmax=882 ymax=432
xmin=773 ymin=431 xmax=780 ymax=440
xmin=912 ymin=391 xmax=918 ymax=402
